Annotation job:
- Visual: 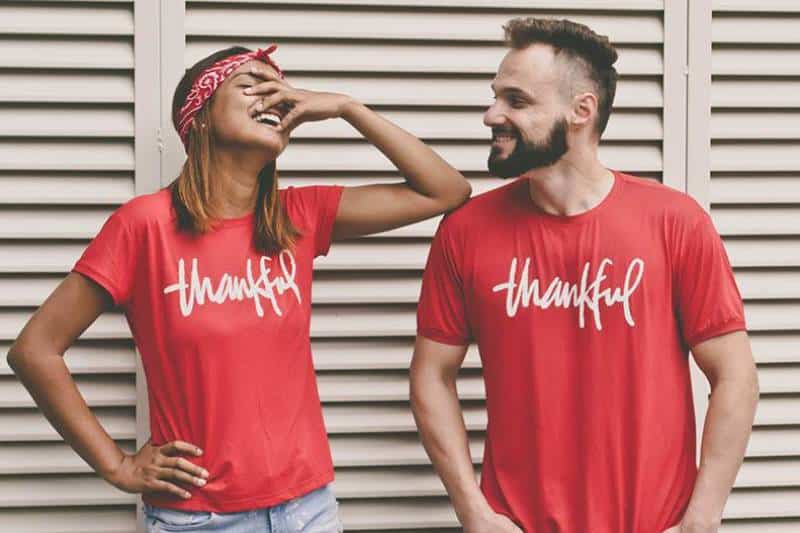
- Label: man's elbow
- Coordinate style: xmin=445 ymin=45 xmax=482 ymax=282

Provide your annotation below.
xmin=409 ymin=365 xmax=426 ymax=413
xmin=746 ymin=364 xmax=760 ymax=408
xmin=409 ymin=362 xmax=441 ymax=413
xmin=718 ymin=362 xmax=760 ymax=412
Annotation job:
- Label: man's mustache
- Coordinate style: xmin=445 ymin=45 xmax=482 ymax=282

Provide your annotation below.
xmin=492 ymin=127 xmax=518 ymax=137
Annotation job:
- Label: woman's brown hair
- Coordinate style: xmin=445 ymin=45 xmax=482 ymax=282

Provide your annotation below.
xmin=170 ymin=46 xmax=300 ymax=254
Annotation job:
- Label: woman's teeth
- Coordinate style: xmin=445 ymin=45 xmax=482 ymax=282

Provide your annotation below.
xmin=254 ymin=112 xmax=281 ymax=127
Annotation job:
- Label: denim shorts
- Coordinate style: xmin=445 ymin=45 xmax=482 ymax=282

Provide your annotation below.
xmin=143 ymin=484 xmax=343 ymax=532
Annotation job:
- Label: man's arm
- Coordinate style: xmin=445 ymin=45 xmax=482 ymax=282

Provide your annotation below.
xmin=409 ymin=335 xmax=522 ymax=533
xmin=676 ymin=330 xmax=759 ymax=532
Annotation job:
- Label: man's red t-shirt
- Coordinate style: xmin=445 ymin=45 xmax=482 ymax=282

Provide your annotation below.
xmin=73 ymin=185 xmax=343 ymax=512
xmin=417 ymin=171 xmax=746 ymax=533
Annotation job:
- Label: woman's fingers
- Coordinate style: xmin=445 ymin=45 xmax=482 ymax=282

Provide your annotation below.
xmin=244 ymin=80 xmax=284 ymax=99
xmin=157 ymin=465 xmax=207 ymax=488
xmin=148 ymin=478 xmax=192 ymax=499
xmin=250 ymin=92 xmax=291 ymax=116
xmin=248 ymin=63 xmax=283 ymax=83
xmin=160 ymin=456 xmax=209 ymax=481
xmin=154 ymin=441 xmax=208 ymax=489
xmin=277 ymin=103 xmax=307 ymax=133
xmin=159 ymin=440 xmax=202 ymax=458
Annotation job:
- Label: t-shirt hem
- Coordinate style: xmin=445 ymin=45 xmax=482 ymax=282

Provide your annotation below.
xmin=686 ymin=317 xmax=747 ymax=348
xmin=418 ymin=328 xmax=470 ymax=346
xmin=72 ymin=262 xmax=124 ymax=306
xmin=142 ymin=468 xmax=335 ymax=513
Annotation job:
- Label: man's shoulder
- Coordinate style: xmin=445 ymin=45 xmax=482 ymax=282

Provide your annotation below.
xmin=618 ymin=172 xmax=707 ymax=222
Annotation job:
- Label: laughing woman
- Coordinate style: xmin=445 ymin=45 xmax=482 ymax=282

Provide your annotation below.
xmin=7 ymin=45 xmax=470 ymax=532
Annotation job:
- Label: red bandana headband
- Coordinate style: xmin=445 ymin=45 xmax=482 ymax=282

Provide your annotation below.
xmin=177 ymin=45 xmax=284 ymax=147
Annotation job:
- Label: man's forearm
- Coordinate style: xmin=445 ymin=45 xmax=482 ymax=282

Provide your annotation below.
xmin=684 ymin=375 xmax=759 ymax=529
xmin=410 ymin=372 xmax=491 ymax=523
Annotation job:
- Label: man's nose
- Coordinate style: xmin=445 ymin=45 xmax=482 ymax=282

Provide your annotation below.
xmin=483 ymin=104 xmax=505 ymax=127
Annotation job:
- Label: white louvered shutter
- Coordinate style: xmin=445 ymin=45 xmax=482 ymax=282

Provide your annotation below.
xmin=711 ymin=2 xmax=800 ymax=531
xmin=0 ymin=1 xmax=139 ymax=532
xmin=6 ymin=1 xmax=797 ymax=532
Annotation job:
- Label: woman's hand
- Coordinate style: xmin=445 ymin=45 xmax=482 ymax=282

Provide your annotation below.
xmin=244 ymin=66 xmax=352 ymax=133
xmin=107 ymin=439 xmax=209 ymax=500
xmin=244 ymin=62 xmax=471 ymax=241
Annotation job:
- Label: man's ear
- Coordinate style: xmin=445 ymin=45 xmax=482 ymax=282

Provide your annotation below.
xmin=571 ymin=91 xmax=598 ymax=129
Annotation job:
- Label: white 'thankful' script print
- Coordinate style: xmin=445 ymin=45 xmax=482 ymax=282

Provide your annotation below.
xmin=491 ymin=257 xmax=645 ymax=330
xmin=163 ymin=250 xmax=301 ymax=318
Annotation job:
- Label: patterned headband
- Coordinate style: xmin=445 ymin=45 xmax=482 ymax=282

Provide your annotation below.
xmin=177 ymin=45 xmax=284 ymax=148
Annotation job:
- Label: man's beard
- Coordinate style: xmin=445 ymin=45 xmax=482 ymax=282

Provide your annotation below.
xmin=487 ymin=118 xmax=569 ymax=178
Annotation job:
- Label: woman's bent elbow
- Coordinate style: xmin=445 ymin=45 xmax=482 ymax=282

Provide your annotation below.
xmin=6 ymin=342 xmax=26 ymax=373
xmin=441 ymin=178 xmax=472 ymax=211
xmin=6 ymin=339 xmax=45 ymax=375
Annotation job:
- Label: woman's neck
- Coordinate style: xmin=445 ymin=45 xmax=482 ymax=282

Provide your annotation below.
xmin=207 ymin=148 xmax=268 ymax=218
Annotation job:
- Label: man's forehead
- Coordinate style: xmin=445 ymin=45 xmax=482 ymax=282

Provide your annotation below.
xmin=494 ymin=45 xmax=558 ymax=88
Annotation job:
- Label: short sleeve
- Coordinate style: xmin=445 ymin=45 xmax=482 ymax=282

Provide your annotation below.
xmin=674 ymin=209 xmax=746 ymax=348
xmin=290 ymin=185 xmax=344 ymax=257
xmin=72 ymin=211 xmax=138 ymax=307
xmin=416 ymin=218 xmax=471 ymax=345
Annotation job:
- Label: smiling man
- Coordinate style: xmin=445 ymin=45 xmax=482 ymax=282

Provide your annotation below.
xmin=410 ymin=17 xmax=759 ymax=533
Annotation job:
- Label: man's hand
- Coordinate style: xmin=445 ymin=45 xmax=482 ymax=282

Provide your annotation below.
xmin=663 ymin=516 xmax=720 ymax=533
xmin=463 ymin=509 xmax=523 ymax=533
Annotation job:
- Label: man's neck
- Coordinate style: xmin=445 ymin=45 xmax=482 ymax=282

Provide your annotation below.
xmin=524 ymin=157 xmax=615 ymax=217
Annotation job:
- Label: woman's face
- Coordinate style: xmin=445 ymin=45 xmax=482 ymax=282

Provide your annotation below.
xmin=206 ymin=60 xmax=290 ymax=158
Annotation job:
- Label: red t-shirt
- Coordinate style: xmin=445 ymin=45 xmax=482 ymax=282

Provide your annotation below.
xmin=417 ymin=171 xmax=746 ymax=533
xmin=73 ymin=185 xmax=343 ymax=512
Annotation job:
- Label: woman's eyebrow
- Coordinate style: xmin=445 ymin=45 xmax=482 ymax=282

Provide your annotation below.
xmin=230 ymin=72 xmax=258 ymax=82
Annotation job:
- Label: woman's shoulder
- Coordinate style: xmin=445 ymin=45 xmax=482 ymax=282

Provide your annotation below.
xmin=112 ymin=188 xmax=174 ymax=228
xmin=279 ymin=184 xmax=340 ymax=199
xmin=279 ymin=184 xmax=343 ymax=213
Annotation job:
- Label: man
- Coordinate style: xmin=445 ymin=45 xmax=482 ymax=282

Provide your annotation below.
xmin=410 ymin=17 xmax=759 ymax=533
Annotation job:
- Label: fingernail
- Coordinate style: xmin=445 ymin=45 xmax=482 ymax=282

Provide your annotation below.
xmin=196 ymin=448 xmax=203 ymax=455
xmin=244 ymin=88 xmax=252 ymax=94
xmin=202 ymin=470 xmax=209 ymax=478
xmin=196 ymin=478 xmax=206 ymax=486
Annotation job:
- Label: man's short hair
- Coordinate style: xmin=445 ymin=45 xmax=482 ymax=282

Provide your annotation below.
xmin=504 ymin=17 xmax=619 ymax=136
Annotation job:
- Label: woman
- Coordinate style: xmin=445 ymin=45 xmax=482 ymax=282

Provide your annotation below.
xmin=7 ymin=45 xmax=470 ymax=532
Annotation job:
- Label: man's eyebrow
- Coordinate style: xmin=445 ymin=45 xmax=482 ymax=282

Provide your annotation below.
xmin=506 ymin=87 xmax=532 ymax=97
xmin=493 ymin=85 xmax=534 ymax=100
